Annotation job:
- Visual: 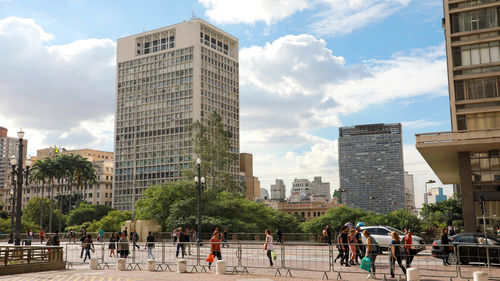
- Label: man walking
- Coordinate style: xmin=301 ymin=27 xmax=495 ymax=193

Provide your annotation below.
xmin=132 ymin=230 xmax=140 ymax=250
xmin=176 ymin=227 xmax=186 ymax=258
xmin=146 ymin=231 xmax=155 ymax=260
xmin=276 ymin=228 xmax=283 ymax=244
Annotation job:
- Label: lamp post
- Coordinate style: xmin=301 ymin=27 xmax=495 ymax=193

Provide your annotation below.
xmin=13 ymin=130 xmax=31 ymax=246
xmin=425 ymin=179 xmax=436 ymax=231
xmin=8 ymin=188 xmax=15 ymax=244
xmin=338 ymin=188 xmax=348 ymax=204
xmin=193 ymin=158 xmax=205 ymax=244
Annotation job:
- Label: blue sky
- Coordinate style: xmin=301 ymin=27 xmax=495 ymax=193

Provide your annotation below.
xmin=0 ymin=0 xmax=451 ymax=206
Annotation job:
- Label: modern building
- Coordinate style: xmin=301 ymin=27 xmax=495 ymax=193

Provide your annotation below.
xmin=339 ymin=123 xmax=405 ymax=213
xmin=265 ymin=199 xmax=342 ymax=221
xmin=270 ymin=179 xmax=286 ymax=201
xmin=0 ymin=127 xmax=27 ymax=210
xmin=427 ymin=187 xmax=448 ymax=204
xmin=114 ymin=18 xmax=240 ymax=210
xmin=260 ymin=188 xmax=269 ymax=201
xmin=416 ymin=0 xmax=500 ymax=231
xmin=404 ymin=171 xmax=416 ymax=214
xmin=312 ymin=176 xmax=331 ymax=202
xmin=2 ymin=148 xmax=114 ymax=210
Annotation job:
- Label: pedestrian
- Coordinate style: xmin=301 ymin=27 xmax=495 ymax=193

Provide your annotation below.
xmin=176 ymin=227 xmax=186 ymax=258
xmin=364 ymin=230 xmax=378 ymax=279
xmin=222 ymin=229 xmax=229 ymax=247
xmin=208 ymin=230 xmax=222 ymax=270
xmin=80 ymin=232 xmax=86 ymax=258
xmin=146 ymin=231 xmax=155 ymax=260
xmin=447 ymin=223 xmax=456 ymax=236
xmin=98 ymin=228 xmax=104 ymax=243
xmin=118 ymin=232 xmax=130 ymax=258
xmin=276 ymin=228 xmax=283 ymax=244
xmin=355 ymin=223 xmax=365 ymax=264
xmin=184 ymin=228 xmax=191 ymax=255
xmin=348 ymin=228 xmax=357 ymax=265
xmin=172 ymin=228 xmax=179 ymax=244
xmin=83 ymin=234 xmax=95 ymax=263
xmin=109 ymin=232 xmax=117 ymax=257
xmin=264 ymin=229 xmax=274 ymax=267
xmin=52 ymin=231 xmax=60 ymax=246
xmin=323 ymin=226 xmax=328 ymax=244
xmin=339 ymin=225 xmax=350 ymax=266
xmin=389 ymin=231 xmax=406 ymax=278
xmin=123 ymin=227 xmax=128 ymax=238
xmin=403 ymin=229 xmax=414 ymax=268
xmin=441 ymin=227 xmax=453 ymax=266
xmin=70 ymin=229 xmax=76 ymax=243
xmin=40 ymin=228 xmax=45 ymax=244
xmin=190 ymin=228 xmax=196 ymax=244
xmin=334 ymin=231 xmax=345 ymax=264
xmin=27 ymin=229 xmax=33 ymax=241
xmin=132 ymin=230 xmax=140 ymax=250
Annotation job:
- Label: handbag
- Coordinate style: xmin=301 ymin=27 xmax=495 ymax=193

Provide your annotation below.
xmin=360 ymin=257 xmax=372 ymax=272
xmin=206 ymin=253 xmax=214 ymax=263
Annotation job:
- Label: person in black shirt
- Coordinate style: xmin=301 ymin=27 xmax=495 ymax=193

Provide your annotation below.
xmin=355 ymin=226 xmax=364 ymax=263
xmin=326 ymin=225 xmax=332 ymax=245
xmin=176 ymin=227 xmax=186 ymax=258
xmin=339 ymin=226 xmax=350 ymax=266
xmin=146 ymin=231 xmax=155 ymax=260
xmin=276 ymin=228 xmax=283 ymax=244
xmin=222 ymin=229 xmax=228 ymax=248
xmin=441 ymin=227 xmax=453 ymax=266
xmin=52 ymin=231 xmax=60 ymax=246
xmin=132 ymin=230 xmax=140 ymax=250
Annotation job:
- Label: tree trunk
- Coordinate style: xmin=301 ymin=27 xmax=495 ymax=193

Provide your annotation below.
xmin=39 ymin=181 xmax=44 ymax=228
xmin=48 ymin=181 xmax=53 ymax=233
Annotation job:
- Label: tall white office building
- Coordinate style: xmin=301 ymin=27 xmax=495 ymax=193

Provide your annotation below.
xmin=114 ymin=19 xmax=240 ymax=211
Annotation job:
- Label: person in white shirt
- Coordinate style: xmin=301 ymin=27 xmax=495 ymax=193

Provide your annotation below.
xmin=264 ymin=229 xmax=274 ymax=267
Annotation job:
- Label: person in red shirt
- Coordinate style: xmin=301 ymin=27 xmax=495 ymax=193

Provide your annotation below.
xmin=403 ymin=229 xmax=414 ymax=268
xmin=208 ymin=230 xmax=222 ymax=269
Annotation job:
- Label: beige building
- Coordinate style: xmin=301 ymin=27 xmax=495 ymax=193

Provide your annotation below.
xmin=3 ymin=148 xmax=114 ymax=211
xmin=404 ymin=171 xmax=416 ymax=214
xmin=265 ymin=199 xmax=342 ymax=221
xmin=417 ymin=0 xmax=500 ymax=231
xmin=240 ymin=153 xmax=260 ymax=201
xmin=114 ymin=18 xmax=240 ymax=211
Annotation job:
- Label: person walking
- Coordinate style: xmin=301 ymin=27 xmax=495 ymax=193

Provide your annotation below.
xmin=326 ymin=225 xmax=332 ymax=245
xmin=27 ymin=229 xmax=33 ymax=241
xmin=264 ymin=229 xmax=274 ymax=267
xmin=122 ymin=227 xmax=128 ymax=238
xmin=334 ymin=231 xmax=345 ymax=264
xmin=173 ymin=228 xmax=179 ymax=244
xmin=118 ymin=232 xmax=130 ymax=258
xmin=389 ymin=231 xmax=407 ymax=278
xmin=132 ymin=230 xmax=140 ymax=250
xmin=83 ymin=234 xmax=95 ymax=263
xmin=52 ymin=231 xmax=60 ymax=246
xmin=69 ymin=229 xmax=76 ymax=244
xmin=109 ymin=232 xmax=117 ymax=258
xmin=184 ymin=228 xmax=191 ymax=255
xmin=276 ymin=228 xmax=283 ymax=244
xmin=355 ymin=224 xmax=365 ymax=264
xmin=40 ymin=229 xmax=45 ymax=244
xmin=339 ymin=226 xmax=350 ymax=266
xmin=403 ymin=229 xmax=414 ymax=268
xmin=176 ymin=227 xmax=186 ymax=258
xmin=222 ymin=229 xmax=229 ymax=247
xmin=323 ymin=226 xmax=328 ymax=244
xmin=348 ymin=228 xmax=357 ymax=265
xmin=79 ymin=232 xmax=86 ymax=258
xmin=146 ymin=231 xmax=155 ymax=260
xmin=447 ymin=223 xmax=456 ymax=236
xmin=98 ymin=228 xmax=104 ymax=243
xmin=364 ymin=230 xmax=378 ymax=279
xmin=441 ymin=227 xmax=453 ymax=266
xmin=208 ymin=230 xmax=222 ymax=270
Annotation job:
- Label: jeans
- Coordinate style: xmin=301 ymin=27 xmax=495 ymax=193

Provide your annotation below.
xmin=176 ymin=243 xmax=185 ymax=258
xmin=147 ymin=247 xmax=155 ymax=259
xmin=390 ymin=255 xmax=406 ymax=277
xmin=405 ymin=248 xmax=415 ymax=267
xmin=368 ymin=254 xmax=377 ymax=273
xmin=80 ymin=246 xmax=85 ymax=258
xmin=341 ymin=246 xmax=349 ymax=265
xmin=267 ymin=250 xmax=273 ymax=266
xmin=83 ymin=248 xmax=91 ymax=262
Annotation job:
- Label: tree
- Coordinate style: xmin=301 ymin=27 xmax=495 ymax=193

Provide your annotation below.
xmin=382 ymin=209 xmax=423 ymax=233
xmin=88 ymin=210 xmax=131 ymax=232
xmin=21 ymin=197 xmax=61 ymax=231
xmin=186 ymin=111 xmax=240 ymax=193
xmin=135 ymin=180 xmax=300 ymax=233
xmin=421 ymin=196 xmax=463 ymax=229
xmin=66 ymin=202 xmax=114 ymax=226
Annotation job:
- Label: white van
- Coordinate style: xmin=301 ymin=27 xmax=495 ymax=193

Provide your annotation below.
xmin=360 ymin=226 xmax=425 ymax=252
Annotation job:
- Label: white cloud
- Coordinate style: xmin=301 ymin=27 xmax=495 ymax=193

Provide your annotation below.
xmin=199 ymin=0 xmax=309 ymax=25
xmin=312 ymin=0 xmax=411 ymax=36
xmin=0 ymin=16 xmax=116 ymax=155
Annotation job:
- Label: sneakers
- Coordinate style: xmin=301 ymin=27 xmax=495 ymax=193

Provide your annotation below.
xmin=367 ymin=274 xmax=376 ymax=279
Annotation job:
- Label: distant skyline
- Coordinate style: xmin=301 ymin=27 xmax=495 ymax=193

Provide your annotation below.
xmin=0 ymin=0 xmax=451 ymax=207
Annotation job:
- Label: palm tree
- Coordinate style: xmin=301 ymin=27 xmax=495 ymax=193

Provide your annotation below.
xmin=30 ymin=158 xmax=50 ymax=228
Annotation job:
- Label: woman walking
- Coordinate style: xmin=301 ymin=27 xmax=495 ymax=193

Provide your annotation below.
xmin=348 ymin=228 xmax=357 ymax=265
xmin=389 ymin=231 xmax=406 ymax=278
xmin=208 ymin=230 xmax=222 ymax=270
xmin=83 ymin=234 xmax=95 ymax=263
xmin=364 ymin=230 xmax=378 ymax=279
xmin=109 ymin=232 xmax=116 ymax=257
xmin=264 ymin=229 xmax=274 ymax=267
xmin=441 ymin=227 xmax=453 ymax=266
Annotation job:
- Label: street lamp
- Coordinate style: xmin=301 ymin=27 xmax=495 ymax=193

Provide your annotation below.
xmin=425 ymin=180 xmax=436 ymax=231
xmin=12 ymin=130 xmax=31 ymax=246
xmin=338 ymin=188 xmax=348 ymax=204
xmin=8 ymin=188 xmax=15 ymax=244
xmin=194 ymin=158 xmax=205 ymax=244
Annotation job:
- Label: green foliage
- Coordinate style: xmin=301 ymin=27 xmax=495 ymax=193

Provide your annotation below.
xmin=185 ymin=111 xmax=241 ymax=193
xmin=65 ymin=211 xmax=131 ymax=233
xmin=66 ymin=202 xmax=114 ymax=226
xmin=22 ymin=197 xmax=61 ymax=231
xmin=0 ymin=218 xmax=41 ymax=234
xmin=420 ymin=196 xmax=463 ymax=229
xmin=135 ymin=180 xmax=300 ymax=233
xmin=300 ymin=206 xmax=423 ymax=234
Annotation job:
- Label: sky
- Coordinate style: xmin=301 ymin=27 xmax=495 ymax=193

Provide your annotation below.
xmin=0 ymin=0 xmax=451 ymax=207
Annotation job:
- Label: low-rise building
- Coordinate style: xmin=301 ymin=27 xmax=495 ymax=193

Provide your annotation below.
xmin=265 ymin=199 xmax=342 ymax=221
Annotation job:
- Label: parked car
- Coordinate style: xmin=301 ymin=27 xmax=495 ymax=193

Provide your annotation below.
xmin=431 ymin=233 xmax=500 ymax=265
xmin=360 ymin=226 xmax=425 ymax=252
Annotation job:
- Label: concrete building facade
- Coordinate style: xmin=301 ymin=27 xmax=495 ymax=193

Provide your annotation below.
xmin=416 ymin=0 xmax=500 ymax=231
xmin=404 ymin=171 xmax=416 ymax=214
xmin=265 ymin=199 xmax=342 ymax=221
xmin=339 ymin=123 xmax=405 ymax=213
xmin=427 ymin=187 xmax=448 ymax=204
xmin=260 ymin=188 xmax=269 ymax=201
xmin=239 ymin=153 xmax=260 ymax=201
xmin=270 ymin=179 xmax=286 ymax=201
xmin=0 ymin=127 xmax=27 ymax=209
xmin=114 ymin=19 xmax=240 ymax=210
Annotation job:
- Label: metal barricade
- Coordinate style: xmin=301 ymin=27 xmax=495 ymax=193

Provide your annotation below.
xmin=457 ymin=243 xmax=500 ymax=280
xmin=64 ymin=242 xmax=103 ymax=268
xmin=282 ymin=242 xmax=331 ymax=279
xmin=198 ymin=241 xmax=240 ymax=273
xmin=332 ymin=242 xmax=392 ymax=279
xmin=403 ymin=243 xmax=458 ymax=278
